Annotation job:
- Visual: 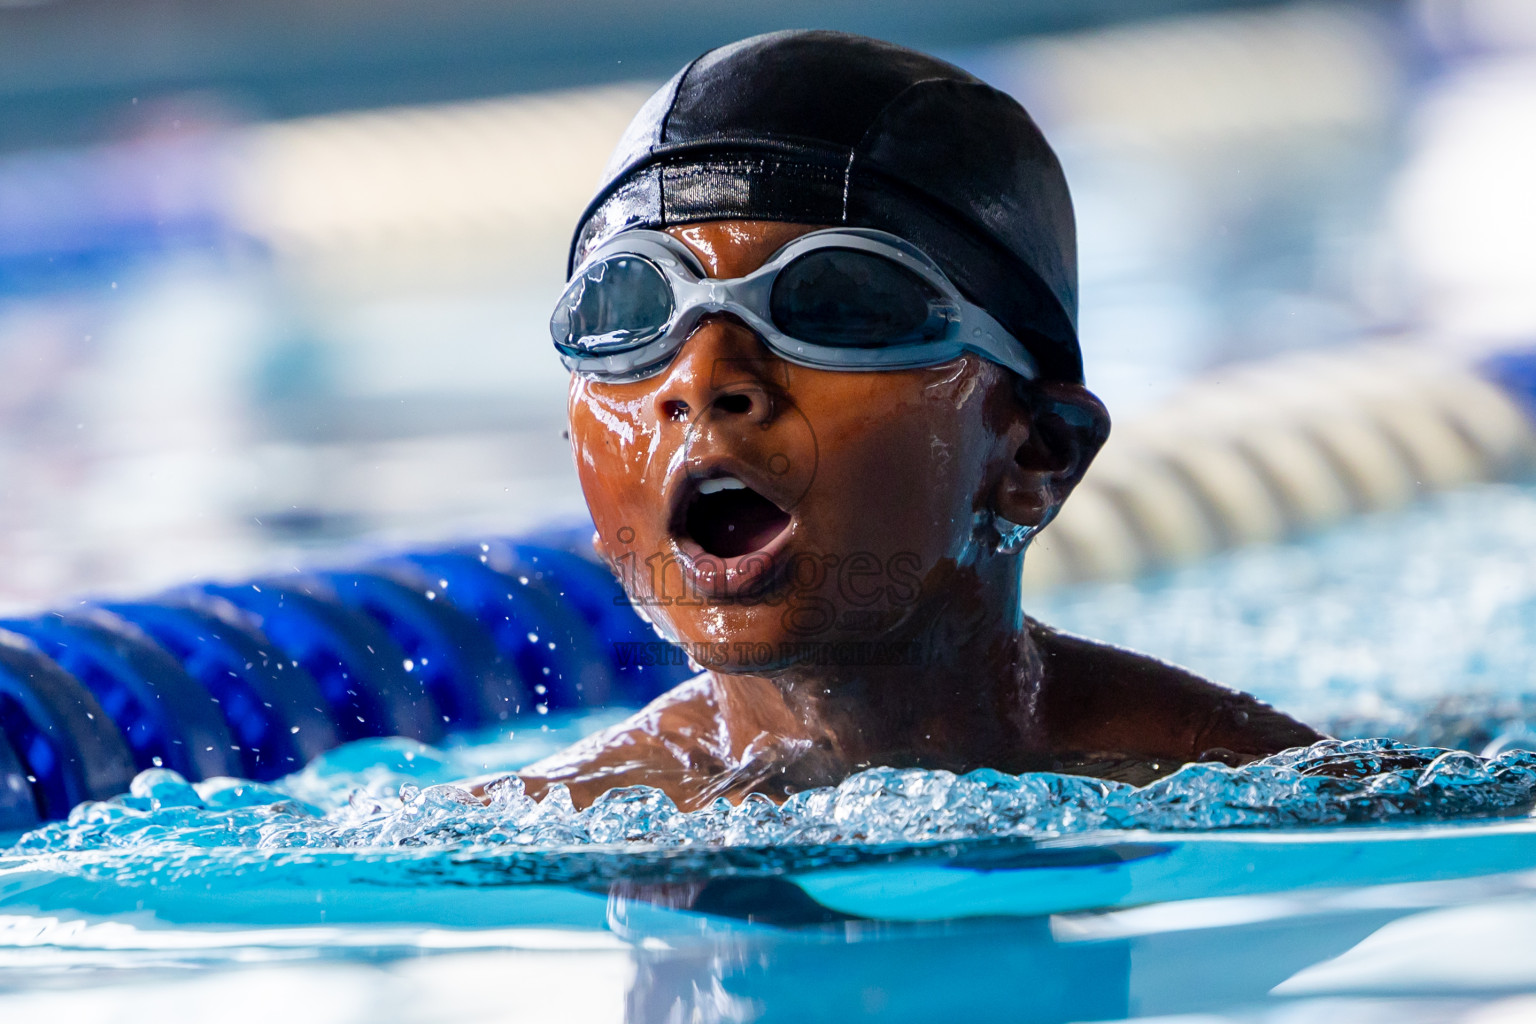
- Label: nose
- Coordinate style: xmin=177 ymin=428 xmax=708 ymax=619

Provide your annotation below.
xmin=652 ymin=316 xmax=781 ymax=426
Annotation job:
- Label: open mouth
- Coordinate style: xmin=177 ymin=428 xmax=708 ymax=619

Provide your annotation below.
xmin=683 ymin=476 xmax=792 ymax=559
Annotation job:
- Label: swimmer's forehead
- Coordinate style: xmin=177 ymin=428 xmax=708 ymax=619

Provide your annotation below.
xmin=661 ymin=221 xmax=828 ymax=278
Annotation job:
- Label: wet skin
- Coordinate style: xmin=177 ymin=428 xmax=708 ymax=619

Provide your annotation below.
xmin=510 ymin=220 xmax=1322 ymax=810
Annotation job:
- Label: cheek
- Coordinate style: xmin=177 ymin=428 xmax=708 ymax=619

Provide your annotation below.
xmin=799 ymin=382 xmax=990 ymax=554
xmin=829 ymin=389 xmax=982 ymax=487
xmin=567 ymin=383 xmax=665 ymax=536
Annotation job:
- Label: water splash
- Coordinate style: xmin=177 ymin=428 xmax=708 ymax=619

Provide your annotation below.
xmin=9 ymin=738 xmax=1534 ymax=859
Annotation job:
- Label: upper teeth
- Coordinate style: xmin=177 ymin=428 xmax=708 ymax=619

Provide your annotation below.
xmin=698 ymin=476 xmax=747 ymax=495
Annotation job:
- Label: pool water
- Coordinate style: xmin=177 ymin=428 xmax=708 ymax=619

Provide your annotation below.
xmin=7 ymin=484 xmax=1536 ymax=1023
xmin=1034 ymin=482 xmax=1536 ymax=746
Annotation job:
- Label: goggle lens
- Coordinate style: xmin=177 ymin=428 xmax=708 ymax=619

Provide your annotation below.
xmin=553 ymin=255 xmax=674 ymax=356
xmin=769 ymin=248 xmax=958 ymax=348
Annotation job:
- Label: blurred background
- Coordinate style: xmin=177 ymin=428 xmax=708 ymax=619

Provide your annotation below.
xmin=0 ymin=0 xmax=1533 ymax=612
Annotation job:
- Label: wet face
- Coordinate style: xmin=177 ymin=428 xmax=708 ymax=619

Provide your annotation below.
xmin=567 ymin=220 xmax=1064 ymax=674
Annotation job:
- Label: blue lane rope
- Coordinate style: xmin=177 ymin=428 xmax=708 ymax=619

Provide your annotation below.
xmin=197 ymin=581 xmax=444 ymax=744
xmin=320 ymin=570 xmax=524 ymax=731
xmin=475 ymin=540 xmax=695 ymax=705
xmin=0 ymin=536 xmax=694 ymax=825
xmin=1 ymin=609 xmax=242 ymax=781
xmin=0 ymin=631 xmax=136 ymax=821
xmin=0 ymin=726 xmax=35 ymax=832
xmin=104 ymin=602 xmax=341 ymax=781
xmin=392 ymin=551 xmax=612 ymax=712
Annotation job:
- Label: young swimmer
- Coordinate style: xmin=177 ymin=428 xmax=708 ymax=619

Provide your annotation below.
xmin=507 ymin=31 xmax=1322 ymax=811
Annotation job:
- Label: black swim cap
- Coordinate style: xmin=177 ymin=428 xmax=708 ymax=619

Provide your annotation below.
xmin=570 ymin=30 xmax=1081 ymax=382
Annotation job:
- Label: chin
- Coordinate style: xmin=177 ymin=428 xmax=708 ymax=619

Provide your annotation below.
xmin=655 ymin=566 xmax=924 ymax=677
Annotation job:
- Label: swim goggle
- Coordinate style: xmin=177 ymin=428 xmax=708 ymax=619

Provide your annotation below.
xmin=550 ymin=227 xmax=1040 ymax=383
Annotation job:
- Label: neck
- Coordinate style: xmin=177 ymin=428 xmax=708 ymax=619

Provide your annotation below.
xmin=728 ymin=550 xmax=1050 ymax=772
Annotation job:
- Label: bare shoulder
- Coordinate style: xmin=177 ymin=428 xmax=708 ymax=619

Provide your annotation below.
xmin=520 ymin=673 xmax=723 ymax=779
xmin=464 ymin=677 xmax=725 ymax=808
xmin=1027 ymin=618 xmax=1324 ymax=764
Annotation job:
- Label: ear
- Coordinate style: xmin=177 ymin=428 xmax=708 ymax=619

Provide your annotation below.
xmin=993 ymin=381 xmax=1110 ymax=530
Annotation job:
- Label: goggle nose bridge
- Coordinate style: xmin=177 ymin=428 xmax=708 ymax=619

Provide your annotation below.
xmin=671 ymin=275 xmax=777 ymax=326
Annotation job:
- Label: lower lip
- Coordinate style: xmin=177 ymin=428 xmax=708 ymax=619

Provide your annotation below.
xmin=670 ymin=522 xmax=795 ymax=599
